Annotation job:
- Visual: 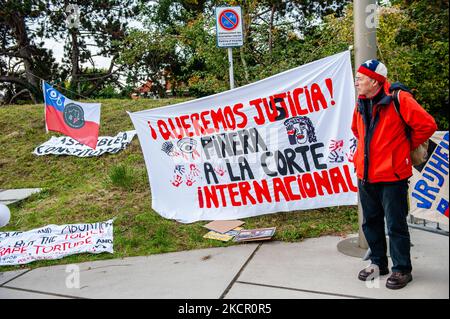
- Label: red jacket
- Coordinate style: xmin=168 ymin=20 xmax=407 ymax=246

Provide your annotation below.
xmin=351 ymin=85 xmax=437 ymax=183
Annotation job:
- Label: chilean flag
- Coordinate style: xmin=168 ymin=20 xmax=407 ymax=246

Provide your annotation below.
xmin=43 ymin=82 xmax=101 ymax=149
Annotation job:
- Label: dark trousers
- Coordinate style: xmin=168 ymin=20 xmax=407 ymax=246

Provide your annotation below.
xmin=358 ymin=179 xmax=412 ymax=273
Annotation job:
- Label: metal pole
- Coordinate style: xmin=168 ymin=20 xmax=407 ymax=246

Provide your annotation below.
xmin=228 ymin=47 xmax=235 ymax=89
xmin=357 ymin=195 xmax=369 ymax=249
xmin=354 ymin=0 xmax=377 ymax=249
xmin=407 ymin=223 xmax=449 ymax=236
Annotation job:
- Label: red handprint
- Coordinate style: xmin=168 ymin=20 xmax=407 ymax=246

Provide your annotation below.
xmin=346 ymin=138 xmax=357 ymax=163
xmin=186 ymin=174 xmax=196 ymax=186
xmin=329 ymin=139 xmax=344 ymax=152
xmin=189 ymin=164 xmax=201 ymax=177
xmin=171 ymin=174 xmax=183 ymax=187
xmin=214 ymin=166 xmax=226 ymax=177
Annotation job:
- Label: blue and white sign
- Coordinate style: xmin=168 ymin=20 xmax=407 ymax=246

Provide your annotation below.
xmin=215 ymin=6 xmax=243 ymax=48
xmin=409 ymin=131 xmax=449 ymax=225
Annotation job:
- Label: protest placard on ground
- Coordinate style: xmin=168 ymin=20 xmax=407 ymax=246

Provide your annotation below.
xmin=234 ymin=227 xmax=276 ymax=242
xmin=0 ymin=219 xmax=114 ymax=266
xmin=33 ymin=131 xmax=136 ymax=157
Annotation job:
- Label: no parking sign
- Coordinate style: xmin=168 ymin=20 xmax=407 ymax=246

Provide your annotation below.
xmin=215 ymin=6 xmax=243 ymax=47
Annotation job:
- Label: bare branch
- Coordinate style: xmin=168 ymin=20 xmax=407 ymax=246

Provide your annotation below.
xmin=0 ymin=75 xmax=29 ymax=87
xmin=0 ymin=49 xmax=28 ymax=59
xmin=8 ymin=88 xmax=36 ymax=104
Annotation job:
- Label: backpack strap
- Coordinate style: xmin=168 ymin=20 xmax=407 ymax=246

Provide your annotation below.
xmin=392 ymin=90 xmax=403 ymax=120
xmin=392 ymin=90 xmax=412 ymax=141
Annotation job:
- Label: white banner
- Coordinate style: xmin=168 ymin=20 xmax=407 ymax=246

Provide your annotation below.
xmin=129 ymin=51 xmax=357 ymax=223
xmin=409 ymin=131 xmax=449 ymax=225
xmin=33 ymin=130 xmax=136 ymax=157
xmin=0 ymin=219 xmax=113 ymax=266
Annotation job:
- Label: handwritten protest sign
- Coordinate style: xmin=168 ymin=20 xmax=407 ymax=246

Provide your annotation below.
xmin=129 ymin=51 xmax=357 ymax=223
xmin=0 ymin=219 xmax=113 ymax=266
xmin=409 ymin=131 xmax=449 ymax=225
xmin=33 ymin=131 xmax=136 ymax=157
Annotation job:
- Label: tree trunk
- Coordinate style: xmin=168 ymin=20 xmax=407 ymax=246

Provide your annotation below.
xmin=7 ymin=12 xmax=39 ymax=100
xmin=70 ymin=29 xmax=80 ymax=95
xmin=240 ymin=47 xmax=250 ymax=84
xmin=239 ymin=4 xmax=251 ymax=84
xmin=268 ymin=4 xmax=276 ymax=61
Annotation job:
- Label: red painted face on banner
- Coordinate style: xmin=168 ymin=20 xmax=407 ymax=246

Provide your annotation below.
xmin=289 ymin=122 xmax=308 ymax=144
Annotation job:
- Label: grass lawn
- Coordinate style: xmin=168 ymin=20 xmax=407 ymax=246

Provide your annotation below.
xmin=0 ymin=98 xmax=358 ymax=271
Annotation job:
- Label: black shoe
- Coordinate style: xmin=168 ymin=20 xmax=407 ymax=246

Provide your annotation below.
xmin=358 ymin=264 xmax=389 ymax=281
xmin=386 ymin=271 xmax=412 ymax=289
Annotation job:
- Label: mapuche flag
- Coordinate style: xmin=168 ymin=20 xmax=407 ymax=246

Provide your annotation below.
xmin=43 ymin=82 xmax=101 ymax=149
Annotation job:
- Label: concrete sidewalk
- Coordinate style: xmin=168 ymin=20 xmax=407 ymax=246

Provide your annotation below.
xmin=0 ymin=228 xmax=448 ymax=299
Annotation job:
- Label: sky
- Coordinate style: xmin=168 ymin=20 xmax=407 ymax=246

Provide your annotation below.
xmin=40 ymin=19 xmax=144 ymax=71
xmin=43 ymin=38 xmax=112 ymax=70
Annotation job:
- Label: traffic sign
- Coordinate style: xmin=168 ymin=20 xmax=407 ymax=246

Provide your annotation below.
xmin=215 ymin=6 xmax=243 ymax=48
xmin=219 ymin=9 xmax=239 ymax=31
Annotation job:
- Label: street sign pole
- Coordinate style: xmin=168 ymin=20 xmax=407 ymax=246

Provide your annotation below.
xmin=228 ymin=48 xmax=234 ymax=89
xmin=215 ymin=6 xmax=243 ymax=91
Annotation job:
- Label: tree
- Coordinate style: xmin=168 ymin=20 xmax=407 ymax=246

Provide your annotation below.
xmin=307 ymin=1 xmax=449 ymax=129
xmin=137 ymin=0 xmax=351 ymax=96
xmin=0 ymin=0 xmax=59 ymax=103
xmin=117 ymin=28 xmax=182 ymax=97
xmin=386 ymin=0 xmax=449 ymax=129
xmin=42 ymin=0 xmax=145 ymax=98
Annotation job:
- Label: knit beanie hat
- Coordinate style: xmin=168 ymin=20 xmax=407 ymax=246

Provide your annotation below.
xmin=357 ymin=59 xmax=387 ymax=83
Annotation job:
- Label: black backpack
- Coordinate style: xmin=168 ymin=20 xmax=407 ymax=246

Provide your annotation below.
xmin=389 ymin=82 xmax=429 ymax=166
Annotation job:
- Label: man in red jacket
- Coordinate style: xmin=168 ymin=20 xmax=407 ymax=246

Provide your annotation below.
xmin=352 ymin=59 xmax=437 ymax=289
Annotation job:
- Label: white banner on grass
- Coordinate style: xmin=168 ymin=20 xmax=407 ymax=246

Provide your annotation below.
xmin=33 ymin=130 xmax=136 ymax=157
xmin=409 ymin=131 xmax=449 ymax=225
xmin=129 ymin=51 xmax=357 ymax=223
xmin=0 ymin=219 xmax=113 ymax=266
